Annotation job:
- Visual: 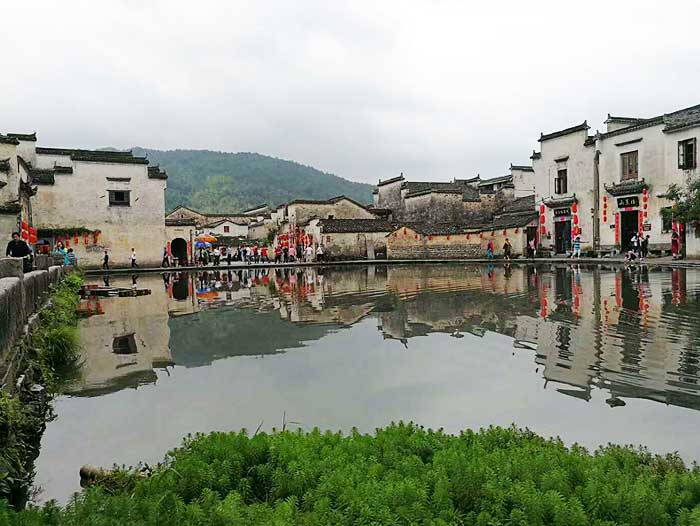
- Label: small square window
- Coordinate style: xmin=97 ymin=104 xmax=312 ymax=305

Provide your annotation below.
xmin=223 ymin=225 xmax=230 ymax=233
xmin=112 ymin=333 xmax=137 ymax=354
xmin=108 ymin=190 xmax=130 ymax=206
xmin=555 ymin=169 xmax=568 ymax=194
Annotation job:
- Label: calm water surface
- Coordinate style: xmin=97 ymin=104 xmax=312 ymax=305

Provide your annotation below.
xmin=35 ymin=264 xmax=700 ymax=503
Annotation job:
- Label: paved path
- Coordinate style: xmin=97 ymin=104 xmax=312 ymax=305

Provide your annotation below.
xmin=83 ymin=256 xmax=700 ymax=275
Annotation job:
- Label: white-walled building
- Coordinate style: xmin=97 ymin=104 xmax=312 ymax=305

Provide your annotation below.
xmin=0 ymin=133 xmax=38 ymax=245
xmin=532 ymin=103 xmax=700 ymax=257
xmin=31 ymin=147 xmax=167 ymax=267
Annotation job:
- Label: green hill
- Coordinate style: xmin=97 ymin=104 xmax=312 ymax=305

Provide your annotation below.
xmin=130 ymin=148 xmax=374 ymax=213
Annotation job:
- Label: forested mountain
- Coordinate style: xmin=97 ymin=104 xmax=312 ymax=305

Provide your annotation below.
xmin=130 ymin=148 xmax=374 ymax=213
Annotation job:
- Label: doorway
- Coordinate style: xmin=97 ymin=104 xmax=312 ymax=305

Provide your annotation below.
xmin=554 ymin=220 xmax=571 ymax=254
xmin=619 ymin=211 xmax=639 ymax=251
xmin=171 ymin=238 xmax=188 ymax=265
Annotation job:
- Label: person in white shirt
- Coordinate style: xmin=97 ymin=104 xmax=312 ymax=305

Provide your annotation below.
xmin=305 ymin=245 xmax=314 ymax=262
xmin=130 ymin=248 xmax=137 ymax=268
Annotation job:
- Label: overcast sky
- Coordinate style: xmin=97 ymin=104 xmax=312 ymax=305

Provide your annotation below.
xmin=3 ymin=1 xmax=700 ymax=185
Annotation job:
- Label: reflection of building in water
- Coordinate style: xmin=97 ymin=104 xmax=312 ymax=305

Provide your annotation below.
xmin=73 ymin=274 xmax=173 ymax=396
xmin=77 ymin=264 xmax=700 ymax=412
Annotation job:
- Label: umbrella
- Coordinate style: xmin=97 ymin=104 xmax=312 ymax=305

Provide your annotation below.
xmin=196 ymin=234 xmax=218 ymax=243
xmin=194 ymin=241 xmax=212 ymax=248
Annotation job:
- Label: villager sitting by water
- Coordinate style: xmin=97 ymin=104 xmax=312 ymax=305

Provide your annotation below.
xmin=503 ymin=239 xmax=512 ymax=261
xmin=6 ymin=232 xmax=33 ymax=272
xmin=624 ymin=249 xmax=638 ymax=264
xmin=65 ymin=248 xmax=78 ymax=266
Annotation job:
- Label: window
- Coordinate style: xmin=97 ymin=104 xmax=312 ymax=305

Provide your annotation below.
xmin=662 ymin=207 xmax=673 ymax=232
xmin=223 ymin=225 xmax=230 ymax=233
xmin=555 ymin=169 xmax=568 ymax=194
xmin=621 ymin=151 xmax=638 ymax=181
xmin=112 ymin=334 xmax=137 ymax=354
xmin=108 ymin=190 xmax=130 ymax=206
xmin=679 ymin=138 xmax=697 ymax=169
xmin=327 ymin=214 xmax=335 ymax=219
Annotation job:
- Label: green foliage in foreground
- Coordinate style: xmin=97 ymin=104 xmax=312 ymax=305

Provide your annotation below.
xmin=0 ymin=273 xmax=83 ymax=507
xmin=664 ymin=179 xmax=700 ymax=224
xmin=7 ymin=423 xmax=700 ymax=525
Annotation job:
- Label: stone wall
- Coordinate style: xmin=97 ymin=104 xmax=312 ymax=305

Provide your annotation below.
xmin=0 ymin=258 xmax=65 ymax=371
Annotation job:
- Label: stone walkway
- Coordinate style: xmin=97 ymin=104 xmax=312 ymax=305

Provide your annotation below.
xmin=83 ymin=256 xmax=700 ymax=275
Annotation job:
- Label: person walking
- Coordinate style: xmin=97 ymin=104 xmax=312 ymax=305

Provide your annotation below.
xmin=486 ymin=239 xmax=494 ymax=259
xmin=213 ymin=247 xmax=221 ymax=266
xmin=275 ymin=245 xmax=282 ymax=264
xmin=282 ymin=245 xmax=289 ymax=263
xmin=289 ymin=244 xmax=296 ymax=262
xmin=103 ymin=250 xmax=110 ymax=270
xmin=641 ymin=235 xmax=650 ymax=260
xmin=305 ymin=244 xmax=314 ymax=263
xmin=316 ymin=244 xmax=324 ymax=262
xmin=261 ymin=246 xmax=269 ymax=263
xmin=527 ymin=238 xmax=536 ymax=260
xmin=503 ymin=238 xmax=512 ymax=261
xmin=631 ymin=233 xmax=640 ymax=257
xmin=572 ymin=235 xmax=581 ymax=258
xmin=6 ymin=232 xmax=32 ymax=272
xmin=130 ymin=248 xmax=138 ymax=268
xmin=226 ymin=246 xmax=233 ymax=266
xmin=161 ymin=247 xmax=170 ymax=267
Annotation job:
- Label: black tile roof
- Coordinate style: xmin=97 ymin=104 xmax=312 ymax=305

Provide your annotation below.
xmin=539 ymin=121 xmax=589 ymax=142
xmin=29 ymin=169 xmax=55 ymax=185
xmin=377 ymin=174 xmax=405 ymax=187
xmin=319 ymin=218 xmax=394 ymax=233
xmin=663 ymin=103 xmax=700 ymax=133
xmin=147 ymin=165 xmax=168 ymax=179
xmin=530 ymin=151 xmax=541 ymax=160
xmin=53 ymin=165 xmax=73 ymax=174
xmin=605 ymin=115 xmax=645 ymax=125
xmin=6 ymin=132 xmax=37 ymax=142
xmin=604 ymin=179 xmax=649 ymax=196
xmin=242 ymin=203 xmax=268 ymax=214
xmin=0 ymin=202 xmax=21 ymax=213
xmin=0 ymin=134 xmax=20 ymax=145
xmin=478 ymin=174 xmax=512 ymax=186
xmin=499 ymin=195 xmax=535 ymax=214
xmin=509 ymin=164 xmax=534 ymax=172
xmin=165 ymin=218 xmax=197 ymax=226
xmin=36 ymin=147 xmax=149 ymax=165
xmin=402 ymin=181 xmax=481 ymax=202
xmin=492 ymin=211 xmax=539 ymax=229
xmin=394 ymin=222 xmax=480 ymax=236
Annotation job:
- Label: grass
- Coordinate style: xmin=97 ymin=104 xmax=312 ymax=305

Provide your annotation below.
xmin=4 ymin=423 xmax=700 ymax=525
xmin=0 ymin=272 xmax=83 ymax=508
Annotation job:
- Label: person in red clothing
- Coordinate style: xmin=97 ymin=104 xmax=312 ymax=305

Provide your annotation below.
xmin=486 ymin=239 xmax=495 ymax=259
xmin=275 ymin=246 xmax=282 ymax=263
xmin=261 ymin=246 xmax=269 ymax=263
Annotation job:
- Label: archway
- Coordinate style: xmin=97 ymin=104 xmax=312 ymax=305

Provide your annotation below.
xmin=171 ymin=238 xmax=188 ymax=266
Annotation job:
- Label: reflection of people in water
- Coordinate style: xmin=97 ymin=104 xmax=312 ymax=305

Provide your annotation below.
xmin=103 ymin=275 xmax=110 ymax=287
xmin=486 ymin=263 xmax=494 ymax=280
xmin=131 ymin=275 xmax=138 ymax=290
xmin=504 ymin=263 xmax=512 ymax=279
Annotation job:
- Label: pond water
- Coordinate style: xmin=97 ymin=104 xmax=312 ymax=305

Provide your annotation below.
xmin=34 ymin=263 xmax=700 ymax=503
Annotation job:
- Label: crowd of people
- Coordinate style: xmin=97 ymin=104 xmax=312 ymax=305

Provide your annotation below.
xmin=192 ymin=243 xmax=325 ymax=267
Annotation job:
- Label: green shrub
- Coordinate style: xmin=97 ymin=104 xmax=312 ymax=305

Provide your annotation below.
xmin=7 ymin=423 xmax=700 ymax=525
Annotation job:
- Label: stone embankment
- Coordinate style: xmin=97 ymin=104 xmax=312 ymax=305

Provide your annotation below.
xmin=0 ymin=256 xmax=64 ymax=382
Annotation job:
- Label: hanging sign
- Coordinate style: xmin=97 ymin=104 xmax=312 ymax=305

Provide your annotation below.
xmin=617 ymin=196 xmax=639 ymax=208
xmin=642 ymin=223 xmax=652 ymax=231
xmin=553 ymin=208 xmax=571 ymax=217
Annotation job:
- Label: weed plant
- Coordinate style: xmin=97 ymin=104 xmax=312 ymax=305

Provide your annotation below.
xmin=0 ymin=273 xmax=83 ymax=508
xmin=5 ymin=422 xmax=700 ymax=525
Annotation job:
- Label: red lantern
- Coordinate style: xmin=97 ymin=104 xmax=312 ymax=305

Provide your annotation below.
xmin=466 ymin=234 xmax=470 ymax=240
xmin=540 ymin=204 xmax=545 ymax=214
xmin=572 ymin=202 xmax=578 ymax=213
xmin=573 ymin=214 xmax=579 ymax=225
xmin=28 ymin=227 xmax=37 ymax=244
xmin=541 ymin=226 xmax=546 ymax=235
xmin=93 ymin=230 xmax=101 ymax=244
xmin=446 ymin=235 xmax=450 ymax=240
xmin=514 ymin=228 xmax=519 ymax=234
xmin=502 ymin=229 xmax=507 ymax=236
xmin=479 ymin=233 xmax=484 ymax=239
xmin=83 ymin=232 xmax=90 ymax=245
xmin=428 ymin=235 xmax=433 ymax=240
xmin=73 ymin=233 xmax=79 ymax=244
xmin=491 ymin=231 xmax=495 ymax=236
xmin=540 ymin=215 xmax=546 ymax=224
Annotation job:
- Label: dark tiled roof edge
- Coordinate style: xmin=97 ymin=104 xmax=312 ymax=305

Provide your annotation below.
xmin=319 ymin=218 xmax=394 ymax=233
xmin=510 ymin=164 xmax=534 ymax=172
xmin=165 ymin=218 xmax=197 ymax=226
xmin=599 ymin=116 xmax=664 ymax=139
xmin=377 ymin=175 xmax=405 ymax=187
xmin=7 ymin=132 xmax=37 ymax=142
xmin=148 ymin=166 xmax=168 ymax=179
xmin=242 ymin=203 xmax=268 ymax=213
xmin=539 ymin=121 xmax=589 ymax=142
xmin=478 ymin=174 xmax=512 ymax=186
xmin=0 ymin=134 xmax=20 ymax=145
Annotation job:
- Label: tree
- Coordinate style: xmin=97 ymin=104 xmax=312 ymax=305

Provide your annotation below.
xmin=662 ymin=178 xmax=700 ymax=225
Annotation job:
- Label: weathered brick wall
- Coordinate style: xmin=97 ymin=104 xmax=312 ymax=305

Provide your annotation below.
xmin=376 ymin=181 xmax=404 ymax=214
xmin=404 ymin=193 xmax=464 ymax=223
xmin=388 ymin=227 xmax=529 ymax=259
